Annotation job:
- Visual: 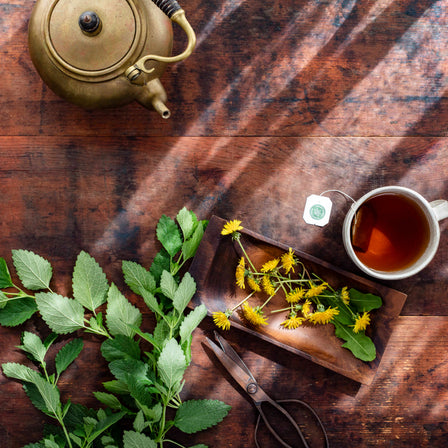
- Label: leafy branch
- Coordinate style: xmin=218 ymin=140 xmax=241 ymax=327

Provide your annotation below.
xmin=0 ymin=207 xmax=230 ymax=448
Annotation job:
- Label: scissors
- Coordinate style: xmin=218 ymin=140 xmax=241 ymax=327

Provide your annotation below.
xmin=206 ymin=331 xmax=330 ymax=448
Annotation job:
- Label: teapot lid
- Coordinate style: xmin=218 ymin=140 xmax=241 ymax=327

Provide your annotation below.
xmin=46 ymin=0 xmax=142 ymax=75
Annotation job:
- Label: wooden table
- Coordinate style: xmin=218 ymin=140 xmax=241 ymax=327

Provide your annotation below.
xmin=1 ymin=0 xmax=448 ymax=446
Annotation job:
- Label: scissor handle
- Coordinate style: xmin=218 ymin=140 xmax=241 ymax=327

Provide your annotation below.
xmin=254 ymin=399 xmax=330 ymax=448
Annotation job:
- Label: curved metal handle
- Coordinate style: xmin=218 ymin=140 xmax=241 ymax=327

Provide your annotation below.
xmin=254 ymin=399 xmax=330 ymax=448
xmin=125 ymin=1 xmax=196 ymax=82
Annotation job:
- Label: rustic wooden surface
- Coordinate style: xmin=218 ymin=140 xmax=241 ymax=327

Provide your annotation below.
xmin=1 ymin=0 xmax=448 ymax=446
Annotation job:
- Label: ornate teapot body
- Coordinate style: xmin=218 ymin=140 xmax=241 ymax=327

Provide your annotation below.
xmin=28 ymin=0 xmax=195 ymax=118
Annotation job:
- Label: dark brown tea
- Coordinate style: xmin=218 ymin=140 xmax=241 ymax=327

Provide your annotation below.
xmin=351 ymin=193 xmax=430 ymax=272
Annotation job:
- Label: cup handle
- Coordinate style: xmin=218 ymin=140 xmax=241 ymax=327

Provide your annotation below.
xmin=430 ymin=200 xmax=448 ymax=221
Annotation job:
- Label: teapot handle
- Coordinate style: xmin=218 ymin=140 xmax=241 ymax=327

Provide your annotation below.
xmin=125 ymin=0 xmax=196 ymax=81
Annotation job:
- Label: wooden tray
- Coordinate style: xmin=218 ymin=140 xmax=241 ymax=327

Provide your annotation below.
xmin=189 ymin=216 xmax=407 ymax=385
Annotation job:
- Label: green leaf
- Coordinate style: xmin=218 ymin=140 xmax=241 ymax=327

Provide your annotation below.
xmin=109 ymin=359 xmax=148 ymax=383
xmin=180 ymin=304 xmax=207 ymax=346
xmin=122 ymin=261 xmax=156 ymax=295
xmin=133 ymin=411 xmax=146 ymax=433
xmin=44 ymin=439 xmax=60 ymax=448
xmin=141 ymin=289 xmax=162 ymax=316
xmin=0 ymin=297 xmax=37 ymax=326
xmin=182 ymin=222 xmax=205 ymax=261
xmin=93 ymin=392 xmax=122 ymax=410
xmin=349 ymin=289 xmax=382 ymax=313
xmin=12 ymin=249 xmax=53 ymax=290
xmin=2 ymin=362 xmax=42 ymax=383
xmin=23 ymin=382 xmax=49 ymax=414
xmin=103 ymin=380 xmax=129 ymax=395
xmin=18 ymin=331 xmax=48 ymax=364
xmin=149 ymin=249 xmax=170 ymax=283
xmin=173 ymin=272 xmax=196 ymax=314
xmin=35 ymin=292 xmax=85 ymax=334
xmin=123 ymin=431 xmax=157 ymax=448
xmin=72 ymin=251 xmax=109 ymax=312
xmin=160 ymin=270 xmax=178 ymax=300
xmin=189 ymin=445 xmax=208 ymax=448
xmin=55 ymin=339 xmax=84 ymax=377
xmin=0 ymin=257 xmax=13 ymax=288
xmin=333 ymin=321 xmax=376 ymax=361
xmin=101 ymin=335 xmax=141 ymax=362
xmin=88 ymin=411 xmax=127 ymax=442
xmin=157 ymin=338 xmax=186 ymax=390
xmin=174 ymin=399 xmax=231 ymax=434
xmin=156 ymin=215 xmax=183 ymax=257
xmin=106 ymin=284 xmax=142 ymax=338
xmin=153 ymin=319 xmax=170 ymax=349
xmin=176 ymin=207 xmax=196 ymax=240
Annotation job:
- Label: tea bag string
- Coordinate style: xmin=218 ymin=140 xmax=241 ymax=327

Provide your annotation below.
xmin=319 ymin=189 xmax=356 ymax=204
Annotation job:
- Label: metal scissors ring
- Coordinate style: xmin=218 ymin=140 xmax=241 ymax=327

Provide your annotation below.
xmin=206 ymin=331 xmax=330 ymax=448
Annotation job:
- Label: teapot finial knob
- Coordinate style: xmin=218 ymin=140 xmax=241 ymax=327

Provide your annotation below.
xmin=78 ymin=11 xmax=102 ymax=35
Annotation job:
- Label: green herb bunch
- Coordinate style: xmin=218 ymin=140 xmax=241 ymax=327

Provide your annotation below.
xmin=0 ymin=208 xmax=230 ymax=448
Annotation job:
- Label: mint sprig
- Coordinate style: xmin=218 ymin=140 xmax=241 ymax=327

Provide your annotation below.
xmin=0 ymin=208 xmax=229 ymax=448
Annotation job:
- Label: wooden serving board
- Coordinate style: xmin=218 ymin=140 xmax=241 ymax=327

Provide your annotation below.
xmin=189 ymin=216 xmax=407 ymax=385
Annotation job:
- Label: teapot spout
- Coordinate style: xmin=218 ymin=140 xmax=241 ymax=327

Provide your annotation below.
xmin=136 ymin=78 xmax=171 ymax=119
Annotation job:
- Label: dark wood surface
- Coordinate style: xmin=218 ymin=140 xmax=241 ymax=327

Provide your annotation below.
xmin=1 ymin=0 xmax=448 ymax=446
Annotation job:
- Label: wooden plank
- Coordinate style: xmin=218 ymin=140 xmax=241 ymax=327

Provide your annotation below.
xmin=1 ymin=1 xmax=447 ymax=136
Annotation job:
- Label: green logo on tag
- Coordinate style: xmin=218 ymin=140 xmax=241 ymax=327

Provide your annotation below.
xmin=310 ymin=204 xmax=326 ymax=220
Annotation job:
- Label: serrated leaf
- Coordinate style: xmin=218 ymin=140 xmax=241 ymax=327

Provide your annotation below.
xmin=106 ymin=284 xmax=142 ymax=338
xmin=18 ymin=331 xmax=48 ymax=364
xmin=123 ymin=431 xmax=157 ymax=448
xmin=349 ymin=289 xmax=382 ymax=313
xmin=0 ymin=297 xmax=37 ymax=326
xmin=0 ymin=257 xmax=13 ymax=288
xmin=55 ymin=339 xmax=84 ymax=377
xmin=173 ymin=272 xmax=196 ymax=314
xmin=122 ymin=261 xmax=156 ymax=295
xmin=153 ymin=319 xmax=170 ymax=349
xmin=23 ymin=382 xmax=49 ymax=414
xmin=103 ymin=380 xmax=129 ymax=395
xmin=182 ymin=222 xmax=205 ymax=261
xmin=88 ymin=411 xmax=127 ymax=443
xmin=189 ymin=445 xmax=208 ymax=448
xmin=93 ymin=392 xmax=122 ymax=410
xmin=141 ymin=289 xmax=162 ymax=316
xmin=2 ymin=362 xmax=42 ymax=383
xmin=35 ymin=292 xmax=85 ymax=334
xmin=160 ymin=270 xmax=178 ymax=300
xmin=44 ymin=439 xmax=59 ymax=448
xmin=156 ymin=215 xmax=183 ymax=257
xmin=149 ymin=249 xmax=170 ymax=283
xmin=12 ymin=249 xmax=53 ymax=290
xmin=174 ymin=399 xmax=231 ymax=434
xmin=180 ymin=304 xmax=207 ymax=346
xmin=333 ymin=321 xmax=376 ymax=361
xmin=157 ymin=338 xmax=186 ymax=390
xmin=176 ymin=207 xmax=196 ymax=240
xmin=72 ymin=251 xmax=109 ymax=312
xmin=101 ymin=335 xmax=141 ymax=362
xmin=109 ymin=359 xmax=148 ymax=383
xmin=133 ymin=410 xmax=146 ymax=432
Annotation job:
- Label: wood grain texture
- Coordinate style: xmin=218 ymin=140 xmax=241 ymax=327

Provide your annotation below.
xmin=1 ymin=0 xmax=448 ymax=446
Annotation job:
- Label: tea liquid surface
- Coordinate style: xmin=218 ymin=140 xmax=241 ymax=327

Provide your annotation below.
xmin=351 ymin=193 xmax=430 ymax=272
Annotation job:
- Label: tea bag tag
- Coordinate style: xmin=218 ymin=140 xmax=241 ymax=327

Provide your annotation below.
xmin=303 ymin=195 xmax=332 ymax=226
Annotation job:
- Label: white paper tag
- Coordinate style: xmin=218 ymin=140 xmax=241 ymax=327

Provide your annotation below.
xmin=303 ymin=195 xmax=332 ymax=227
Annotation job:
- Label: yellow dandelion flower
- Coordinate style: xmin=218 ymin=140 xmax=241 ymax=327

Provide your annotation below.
xmin=261 ymin=258 xmax=280 ymax=273
xmin=285 ymin=287 xmax=305 ymax=303
xmin=353 ymin=312 xmax=371 ymax=333
xmin=213 ymin=311 xmax=232 ymax=330
xmin=305 ymin=282 xmax=329 ymax=298
xmin=281 ymin=248 xmax=296 ymax=274
xmin=247 ymin=276 xmax=261 ymax=292
xmin=301 ymin=299 xmax=313 ymax=317
xmin=261 ymin=275 xmax=276 ymax=296
xmin=221 ymin=219 xmax=243 ymax=235
xmin=340 ymin=287 xmax=350 ymax=305
xmin=242 ymin=302 xmax=268 ymax=326
xmin=281 ymin=314 xmax=304 ymax=330
xmin=235 ymin=257 xmax=246 ymax=289
xmin=308 ymin=306 xmax=339 ymax=325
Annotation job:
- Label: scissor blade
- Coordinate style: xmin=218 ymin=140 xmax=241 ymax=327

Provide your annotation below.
xmin=206 ymin=337 xmax=254 ymax=393
xmin=213 ymin=331 xmax=255 ymax=381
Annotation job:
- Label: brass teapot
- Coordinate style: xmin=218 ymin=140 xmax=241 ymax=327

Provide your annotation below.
xmin=28 ymin=0 xmax=196 ymax=118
